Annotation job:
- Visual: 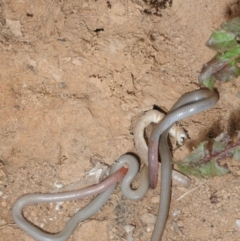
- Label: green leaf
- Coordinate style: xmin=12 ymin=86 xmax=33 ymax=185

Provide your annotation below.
xmin=221 ymin=17 xmax=240 ymax=33
xmin=233 ymin=146 xmax=240 ymax=160
xmin=198 ymin=52 xmax=240 ymax=88
xmin=177 ymin=162 xmax=202 ymax=178
xmin=219 ymin=45 xmax=240 ymax=60
xmin=198 ymin=160 xmax=229 ymax=177
xmin=175 ymin=132 xmax=240 ymax=178
xmin=198 ymin=57 xmax=227 ymax=89
xmin=198 ymin=17 xmax=240 ymax=89
xmin=206 ymin=29 xmax=237 ymax=52
xmin=200 ymin=76 xmax=216 ymax=90
xmin=212 ymin=132 xmax=230 ymax=155
xmin=177 ymin=158 xmax=229 ymax=178
xmin=184 ymin=141 xmax=209 ymax=164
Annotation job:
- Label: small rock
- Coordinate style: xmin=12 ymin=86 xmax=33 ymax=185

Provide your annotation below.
xmin=146 ymin=224 xmax=154 ymax=232
xmin=236 ymin=219 xmax=240 ymax=230
xmin=140 ymin=213 xmax=156 ymax=224
xmin=54 ymin=181 xmax=64 ymax=189
xmin=1 ymin=201 xmax=7 ymax=207
xmin=172 ymin=209 xmax=181 ymax=217
xmin=124 ymin=225 xmax=135 ymax=241
xmin=177 ymin=219 xmax=184 ymax=228
xmin=6 ymin=19 xmax=22 ymax=37
xmin=151 ymin=196 xmax=159 ymax=204
xmin=0 ymin=219 xmax=7 ymax=226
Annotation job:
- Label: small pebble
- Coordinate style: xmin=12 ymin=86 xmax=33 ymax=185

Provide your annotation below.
xmin=140 ymin=213 xmax=156 ymax=224
xmin=172 ymin=209 xmax=181 ymax=217
xmin=124 ymin=225 xmax=135 ymax=241
xmin=0 ymin=219 xmax=7 ymax=226
xmin=55 ymin=201 xmax=64 ymax=211
xmin=146 ymin=224 xmax=154 ymax=232
xmin=58 ymin=82 xmax=67 ymax=88
xmin=1 ymin=201 xmax=7 ymax=207
xmin=177 ymin=219 xmax=184 ymax=228
xmin=112 ymin=227 xmax=117 ymax=233
xmin=236 ymin=219 xmax=240 ymax=230
xmin=109 ymin=234 xmax=114 ymax=239
xmin=151 ymin=196 xmax=159 ymax=204
xmin=54 ymin=181 xmax=64 ymax=189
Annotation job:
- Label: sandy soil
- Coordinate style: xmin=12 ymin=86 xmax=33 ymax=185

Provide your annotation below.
xmin=1 ymin=0 xmax=240 ymax=240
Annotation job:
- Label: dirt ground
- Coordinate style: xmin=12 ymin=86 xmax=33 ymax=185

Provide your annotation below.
xmin=1 ymin=0 xmax=240 ymax=240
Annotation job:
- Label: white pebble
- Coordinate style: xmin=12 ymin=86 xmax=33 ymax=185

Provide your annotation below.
xmin=55 ymin=201 xmax=64 ymax=211
xmin=172 ymin=210 xmax=181 ymax=217
xmin=236 ymin=219 xmax=240 ymax=230
xmin=146 ymin=224 xmax=154 ymax=232
xmin=54 ymin=181 xmax=64 ymax=189
xmin=123 ymin=225 xmax=135 ymax=241
xmin=146 ymin=227 xmax=151 ymax=232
